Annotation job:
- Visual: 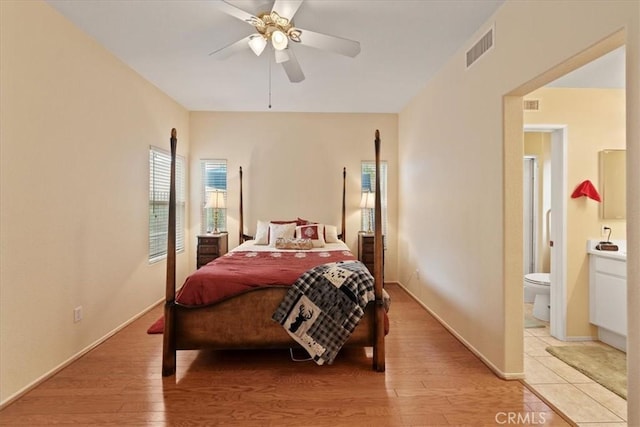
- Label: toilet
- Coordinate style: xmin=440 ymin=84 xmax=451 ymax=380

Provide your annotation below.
xmin=524 ymin=273 xmax=551 ymax=322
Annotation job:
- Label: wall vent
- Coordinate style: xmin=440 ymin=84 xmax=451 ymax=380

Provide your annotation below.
xmin=523 ymin=99 xmax=540 ymax=111
xmin=466 ymin=25 xmax=494 ymax=68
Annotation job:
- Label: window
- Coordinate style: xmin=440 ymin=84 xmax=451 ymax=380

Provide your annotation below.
xmin=201 ymin=160 xmax=228 ymax=234
xmin=149 ymin=146 xmax=185 ymax=262
xmin=361 ymin=161 xmax=388 ymax=237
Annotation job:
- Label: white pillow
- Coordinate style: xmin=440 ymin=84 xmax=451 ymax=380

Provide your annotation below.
xmin=268 ymin=222 xmax=296 ymax=247
xmin=324 ymin=224 xmax=339 ymax=243
xmin=254 ymin=220 xmax=269 ymax=245
xmin=296 ymin=224 xmax=325 ymax=248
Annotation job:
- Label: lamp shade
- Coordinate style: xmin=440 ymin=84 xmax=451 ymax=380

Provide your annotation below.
xmin=271 ymin=30 xmax=288 ymax=50
xmin=359 ymin=192 xmax=375 ymax=209
xmin=248 ymin=35 xmax=267 ymax=56
xmin=205 ymin=190 xmax=226 ymax=209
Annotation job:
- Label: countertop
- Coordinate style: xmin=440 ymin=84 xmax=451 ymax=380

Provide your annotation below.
xmin=587 ymin=239 xmax=627 ymax=261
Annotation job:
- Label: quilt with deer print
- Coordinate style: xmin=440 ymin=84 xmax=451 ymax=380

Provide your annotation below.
xmin=272 ymin=260 xmax=375 ymax=365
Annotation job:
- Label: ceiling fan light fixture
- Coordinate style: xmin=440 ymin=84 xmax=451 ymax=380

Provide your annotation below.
xmin=287 ymin=28 xmax=301 ymax=43
xmin=271 ymin=30 xmax=288 ymax=51
xmin=248 ymin=35 xmax=267 ymax=56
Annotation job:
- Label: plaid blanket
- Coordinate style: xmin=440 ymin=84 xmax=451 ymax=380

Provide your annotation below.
xmin=272 ymin=260 xmax=375 ymax=365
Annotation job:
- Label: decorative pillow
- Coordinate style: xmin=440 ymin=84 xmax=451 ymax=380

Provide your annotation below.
xmin=324 ymin=224 xmax=339 ymax=243
xmin=271 ymin=220 xmax=298 ymax=225
xmin=254 ymin=220 xmax=270 ymax=245
xmin=296 ymin=224 xmax=325 ymax=248
xmin=297 ymin=217 xmax=312 ymax=226
xmin=275 ymin=237 xmax=313 ymax=250
xmin=268 ymin=222 xmax=297 ymax=247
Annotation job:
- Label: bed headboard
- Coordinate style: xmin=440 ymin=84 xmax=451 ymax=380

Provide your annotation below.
xmin=237 ymin=165 xmax=348 ymax=244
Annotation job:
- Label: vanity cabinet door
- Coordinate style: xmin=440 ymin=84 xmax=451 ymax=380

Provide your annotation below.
xmin=592 ymin=270 xmax=627 ymax=336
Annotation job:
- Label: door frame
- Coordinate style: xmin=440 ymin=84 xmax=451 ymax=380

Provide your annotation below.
xmin=524 ymin=124 xmax=567 ymax=341
xmin=523 ymin=155 xmax=538 ymax=274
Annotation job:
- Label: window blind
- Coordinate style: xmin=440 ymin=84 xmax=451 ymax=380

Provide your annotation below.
xmin=201 ymin=160 xmax=228 ymax=234
xmin=149 ymin=146 xmax=185 ymax=262
xmin=361 ymin=161 xmax=388 ymax=237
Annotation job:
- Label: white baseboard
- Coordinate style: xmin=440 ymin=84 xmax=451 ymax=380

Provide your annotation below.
xmin=394 ymin=282 xmax=524 ymax=380
xmin=0 ymin=298 xmax=164 ymax=409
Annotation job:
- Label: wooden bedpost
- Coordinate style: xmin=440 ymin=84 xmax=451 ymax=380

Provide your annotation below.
xmin=341 ymin=167 xmax=346 ymax=242
xmin=239 ymin=166 xmax=244 ymax=245
xmin=162 ymin=128 xmax=177 ymax=376
xmin=372 ymin=129 xmax=385 ymax=372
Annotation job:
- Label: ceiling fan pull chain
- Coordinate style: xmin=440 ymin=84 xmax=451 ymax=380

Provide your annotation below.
xmin=268 ymin=53 xmax=272 ymax=109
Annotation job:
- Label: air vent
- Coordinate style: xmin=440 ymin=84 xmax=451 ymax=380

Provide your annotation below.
xmin=466 ymin=25 xmax=494 ymax=68
xmin=524 ymin=99 xmax=540 ymax=111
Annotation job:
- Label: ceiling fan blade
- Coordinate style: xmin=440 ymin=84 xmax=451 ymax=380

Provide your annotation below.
xmin=215 ymin=1 xmax=261 ymax=25
xmin=296 ymin=28 xmax=361 ymax=57
xmin=274 ymin=48 xmax=290 ymax=64
xmin=208 ymin=35 xmax=252 ymax=59
xmin=280 ymin=48 xmax=304 ymax=82
xmin=242 ymin=0 xmax=272 ymax=11
xmin=271 ymin=0 xmax=304 ymax=21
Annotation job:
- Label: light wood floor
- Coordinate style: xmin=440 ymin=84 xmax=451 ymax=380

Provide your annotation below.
xmin=0 ymin=284 xmax=570 ymax=426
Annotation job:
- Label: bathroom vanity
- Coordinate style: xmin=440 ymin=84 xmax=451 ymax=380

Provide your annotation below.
xmin=587 ymin=240 xmax=627 ymax=351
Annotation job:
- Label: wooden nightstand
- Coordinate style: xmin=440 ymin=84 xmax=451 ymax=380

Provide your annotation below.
xmin=197 ymin=233 xmax=228 ymax=269
xmin=358 ymin=232 xmax=383 ymax=276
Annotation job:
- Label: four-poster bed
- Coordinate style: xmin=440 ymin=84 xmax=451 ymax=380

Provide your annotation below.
xmin=162 ymin=129 xmax=385 ymax=375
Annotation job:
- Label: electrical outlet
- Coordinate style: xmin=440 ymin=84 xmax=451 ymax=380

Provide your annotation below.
xmin=73 ymin=306 xmax=83 ymax=323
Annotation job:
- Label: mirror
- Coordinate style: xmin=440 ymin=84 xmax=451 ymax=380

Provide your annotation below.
xmin=599 ymin=149 xmax=626 ymax=219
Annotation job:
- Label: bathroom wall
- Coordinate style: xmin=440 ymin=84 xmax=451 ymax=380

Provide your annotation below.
xmin=524 ymin=132 xmax=552 ymax=273
xmin=524 ymin=87 xmax=626 ymax=338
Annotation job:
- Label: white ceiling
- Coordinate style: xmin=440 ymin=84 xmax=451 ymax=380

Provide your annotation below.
xmin=548 ymin=46 xmax=625 ymax=89
xmin=46 ymin=1 xmax=624 ymax=114
xmin=46 ymin=0 xmax=505 ymax=113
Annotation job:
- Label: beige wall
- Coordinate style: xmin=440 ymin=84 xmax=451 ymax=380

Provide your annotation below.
xmin=524 ymin=87 xmax=626 ymax=338
xmin=0 ymin=1 xmax=190 ymax=404
xmin=398 ymin=0 xmax=639 ymax=398
xmin=2 ymin=0 xmax=639 ymax=422
xmin=189 ymin=112 xmax=399 ymax=279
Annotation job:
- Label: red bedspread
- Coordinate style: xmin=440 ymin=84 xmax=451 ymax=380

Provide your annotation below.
xmin=176 ymin=249 xmax=357 ymax=306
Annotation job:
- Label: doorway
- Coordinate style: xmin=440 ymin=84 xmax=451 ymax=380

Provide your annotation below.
xmin=524 ymin=126 xmax=568 ymax=341
xmin=505 ymin=35 xmax=628 ymax=423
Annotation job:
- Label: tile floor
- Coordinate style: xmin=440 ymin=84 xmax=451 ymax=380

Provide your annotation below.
xmin=523 ymin=304 xmax=628 ymax=426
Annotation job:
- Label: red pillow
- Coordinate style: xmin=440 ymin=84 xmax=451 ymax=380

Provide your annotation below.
xmin=297 ymin=217 xmax=312 ymax=226
xmin=298 ymin=218 xmax=337 ymax=240
xmin=298 ymin=224 xmax=320 ymax=240
xmin=296 ymin=224 xmax=325 ymax=248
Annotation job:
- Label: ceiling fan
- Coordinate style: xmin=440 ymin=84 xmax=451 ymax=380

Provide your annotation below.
xmin=210 ymin=0 xmax=361 ymax=83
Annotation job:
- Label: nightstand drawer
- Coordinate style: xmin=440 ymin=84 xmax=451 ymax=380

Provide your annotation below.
xmin=199 ymin=244 xmax=219 ymax=255
xmin=358 ymin=232 xmax=383 ymax=279
xmin=199 ymin=237 xmax=219 ymax=246
xmin=361 ymin=253 xmax=374 ymax=263
xmin=196 ymin=233 xmax=228 ymax=269
xmin=198 ymin=255 xmax=216 ymax=267
xmin=361 ymin=245 xmax=374 ymax=255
